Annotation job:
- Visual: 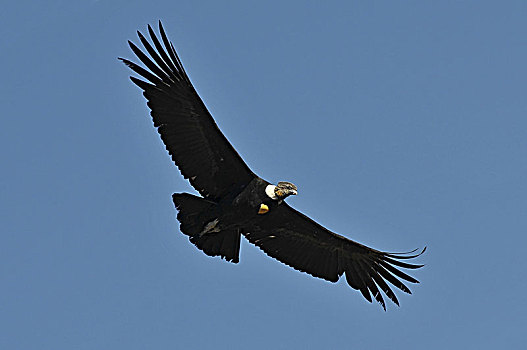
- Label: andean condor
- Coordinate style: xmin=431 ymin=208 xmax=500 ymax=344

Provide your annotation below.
xmin=120 ymin=21 xmax=425 ymax=310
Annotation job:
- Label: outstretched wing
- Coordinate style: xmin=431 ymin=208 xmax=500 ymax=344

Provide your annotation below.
xmin=120 ymin=22 xmax=256 ymax=201
xmin=244 ymin=203 xmax=425 ymax=310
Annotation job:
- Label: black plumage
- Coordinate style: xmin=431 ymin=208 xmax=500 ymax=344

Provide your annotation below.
xmin=121 ymin=22 xmax=425 ymax=310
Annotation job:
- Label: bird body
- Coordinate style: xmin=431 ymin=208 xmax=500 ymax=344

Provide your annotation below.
xmin=121 ymin=22 xmax=425 ymax=310
xmin=173 ymin=178 xmax=293 ymax=263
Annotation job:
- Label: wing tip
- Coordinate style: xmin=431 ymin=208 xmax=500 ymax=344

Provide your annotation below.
xmin=386 ymin=246 xmax=427 ymax=259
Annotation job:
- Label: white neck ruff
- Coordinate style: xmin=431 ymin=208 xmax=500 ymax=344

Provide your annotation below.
xmin=265 ymin=185 xmax=278 ymax=200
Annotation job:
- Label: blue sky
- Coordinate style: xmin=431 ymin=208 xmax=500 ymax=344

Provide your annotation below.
xmin=1 ymin=1 xmax=526 ymax=349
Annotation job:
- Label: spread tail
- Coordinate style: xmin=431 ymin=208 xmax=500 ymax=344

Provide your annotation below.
xmin=172 ymin=193 xmax=241 ymax=263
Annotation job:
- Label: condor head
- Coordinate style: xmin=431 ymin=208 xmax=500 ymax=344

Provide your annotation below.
xmin=265 ymin=181 xmax=298 ymax=200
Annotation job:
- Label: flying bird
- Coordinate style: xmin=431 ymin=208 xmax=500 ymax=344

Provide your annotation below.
xmin=120 ymin=21 xmax=425 ymax=310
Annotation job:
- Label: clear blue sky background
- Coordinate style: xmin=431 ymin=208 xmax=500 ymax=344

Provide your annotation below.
xmin=1 ymin=1 xmax=526 ymax=349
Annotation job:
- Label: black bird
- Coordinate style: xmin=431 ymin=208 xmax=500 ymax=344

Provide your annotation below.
xmin=120 ymin=22 xmax=425 ymax=310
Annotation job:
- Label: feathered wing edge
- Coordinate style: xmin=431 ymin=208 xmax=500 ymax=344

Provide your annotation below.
xmin=120 ymin=22 xmax=189 ymax=96
xmin=341 ymin=246 xmax=426 ymax=310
